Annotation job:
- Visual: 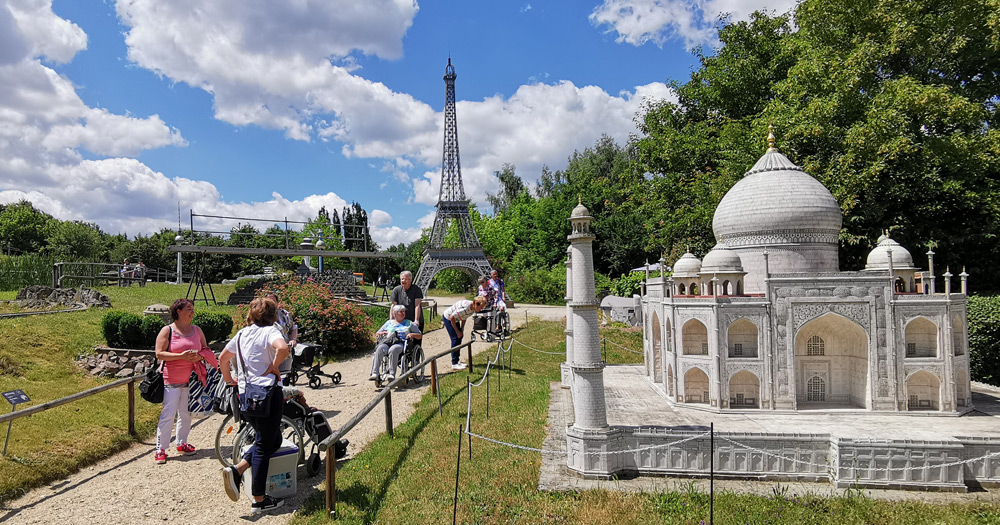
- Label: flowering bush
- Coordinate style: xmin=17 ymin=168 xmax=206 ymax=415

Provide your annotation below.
xmin=236 ymin=277 xmax=374 ymax=358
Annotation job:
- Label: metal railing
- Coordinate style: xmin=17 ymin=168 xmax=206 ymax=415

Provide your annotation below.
xmin=51 ymin=262 xmax=188 ymax=288
xmin=317 ymin=340 xmax=476 ymax=517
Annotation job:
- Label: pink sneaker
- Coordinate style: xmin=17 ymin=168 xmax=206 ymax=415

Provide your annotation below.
xmin=176 ymin=443 xmax=196 ymax=455
xmin=154 ymin=449 xmax=167 ymax=464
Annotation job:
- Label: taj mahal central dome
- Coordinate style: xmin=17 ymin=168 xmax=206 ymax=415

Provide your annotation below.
xmin=710 ymin=133 xmax=842 ymax=292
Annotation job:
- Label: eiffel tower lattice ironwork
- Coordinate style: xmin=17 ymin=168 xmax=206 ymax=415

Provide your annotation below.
xmin=414 ymin=58 xmax=493 ymax=293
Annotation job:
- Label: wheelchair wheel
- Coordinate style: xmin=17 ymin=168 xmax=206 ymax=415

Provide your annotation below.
xmin=214 ymin=414 xmax=248 ymax=467
xmin=411 ymin=346 xmax=425 ymax=383
xmin=306 ymin=450 xmax=321 ymax=477
xmin=331 ymin=371 xmax=342 ymax=384
xmin=497 ymin=311 xmax=511 ymax=337
xmin=225 ymin=415 xmax=305 ymax=467
xmin=309 ymin=376 xmax=322 ymax=389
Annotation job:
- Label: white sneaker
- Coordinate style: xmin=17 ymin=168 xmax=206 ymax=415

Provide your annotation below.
xmin=369 ymin=373 xmax=378 ymax=381
xmin=451 ymin=362 xmax=466 ymax=370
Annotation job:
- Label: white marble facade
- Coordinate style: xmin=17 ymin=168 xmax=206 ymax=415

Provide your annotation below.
xmin=642 ymin=140 xmax=972 ymax=414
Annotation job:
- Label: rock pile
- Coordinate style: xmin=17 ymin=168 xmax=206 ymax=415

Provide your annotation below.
xmin=15 ymin=285 xmax=111 ymax=309
xmin=79 ymin=349 xmax=155 ymax=378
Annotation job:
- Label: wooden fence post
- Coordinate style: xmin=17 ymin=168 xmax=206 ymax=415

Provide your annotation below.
xmin=127 ymin=381 xmax=136 ymax=436
xmin=384 ymin=391 xmax=393 ymax=437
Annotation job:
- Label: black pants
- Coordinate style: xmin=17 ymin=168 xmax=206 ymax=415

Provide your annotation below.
xmin=241 ymin=386 xmax=284 ymax=497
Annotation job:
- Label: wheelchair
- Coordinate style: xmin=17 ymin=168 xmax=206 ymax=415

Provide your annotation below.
xmin=471 ymin=305 xmax=511 ymax=343
xmin=286 ymin=341 xmax=342 ymax=389
xmin=373 ymin=338 xmax=425 ymax=389
xmin=214 ymin=386 xmax=346 ymax=477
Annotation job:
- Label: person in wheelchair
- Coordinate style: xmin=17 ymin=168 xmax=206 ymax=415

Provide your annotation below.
xmin=477 ymin=275 xmax=504 ymax=312
xmin=368 ymin=304 xmax=422 ymax=382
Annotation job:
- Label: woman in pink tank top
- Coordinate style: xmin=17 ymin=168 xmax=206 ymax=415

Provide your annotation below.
xmin=152 ymin=298 xmax=210 ymax=464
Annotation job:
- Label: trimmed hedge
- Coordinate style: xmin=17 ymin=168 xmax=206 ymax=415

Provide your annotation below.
xmin=101 ymin=310 xmax=233 ymax=348
xmin=100 ymin=310 xmax=128 ymax=347
xmin=193 ymin=311 xmax=234 ymax=343
xmin=969 ymin=295 xmax=1000 ymax=386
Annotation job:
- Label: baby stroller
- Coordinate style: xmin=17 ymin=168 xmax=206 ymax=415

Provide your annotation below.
xmin=471 ymin=306 xmax=511 ymax=343
xmin=214 ymin=385 xmax=348 ymax=477
xmin=287 ymin=341 xmax=342 ymax=389
xmin=373 ymin=336 xmax=426 ymax=389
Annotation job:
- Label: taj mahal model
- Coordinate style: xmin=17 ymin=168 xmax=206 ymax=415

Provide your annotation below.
xmin=642 ymin=130 xmax=972 ymax=414
xmin=560 ymin=131 xmax=998 ymax=490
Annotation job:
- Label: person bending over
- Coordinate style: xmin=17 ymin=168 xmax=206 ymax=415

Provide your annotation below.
xmin=442 ymin=296 xmax=486 ymax=370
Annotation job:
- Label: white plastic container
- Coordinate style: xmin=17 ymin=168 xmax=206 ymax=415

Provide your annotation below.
xmin=241 ymin=438 xmax=299 ymax=498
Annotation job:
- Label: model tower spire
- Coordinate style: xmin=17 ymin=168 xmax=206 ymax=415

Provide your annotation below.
xmin=414 ymin=58 xmax=493 ymax=292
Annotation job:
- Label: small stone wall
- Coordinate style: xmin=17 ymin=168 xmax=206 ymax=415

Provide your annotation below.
xmin=80 ymin=347 xmax=155 ymax=378
xmin=16 ymin=285 xmax=111 ymax=309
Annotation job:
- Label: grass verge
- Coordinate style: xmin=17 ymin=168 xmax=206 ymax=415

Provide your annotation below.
xmin=0 ymin=283 xmax=234 ymax=505
xmin=291 ymin=321 xmax=1000 ymax=524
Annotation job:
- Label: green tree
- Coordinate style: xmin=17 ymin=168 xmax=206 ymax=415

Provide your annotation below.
xmin=45 ymin=220 xmax=101 ymax=260
xmin=768 ymin=0 xmax=1000 ymax=288
xmin=0 ymin=200 xmax=53 ymax=254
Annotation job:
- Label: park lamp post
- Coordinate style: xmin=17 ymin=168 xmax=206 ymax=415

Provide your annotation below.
xmin=315 ymin=234 xmax=326 ymax=273
xmin=175 ymin=233 xmax=184 ymax=284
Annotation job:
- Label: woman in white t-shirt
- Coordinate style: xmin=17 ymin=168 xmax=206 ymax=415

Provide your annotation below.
xmin=218 ymin=298 xmax=290 ymax=514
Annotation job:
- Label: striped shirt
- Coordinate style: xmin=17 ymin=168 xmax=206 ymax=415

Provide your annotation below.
xmin=443 ymin=299 xmax=476 ymax=323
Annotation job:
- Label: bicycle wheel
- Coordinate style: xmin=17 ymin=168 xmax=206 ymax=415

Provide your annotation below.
xmin=215 ymin=414 xmax=248 ymax=467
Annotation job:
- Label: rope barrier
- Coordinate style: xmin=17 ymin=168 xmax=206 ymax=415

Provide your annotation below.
xmin=510 ymin=337 xmax=565 ymax=355
xmin=464 ymin=430 xmax=712 ymax=457
xmin=601 ymin=337 xmax=644 ymax=355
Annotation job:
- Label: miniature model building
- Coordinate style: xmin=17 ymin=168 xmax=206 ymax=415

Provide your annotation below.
xmin=642 ymin=130 xmax=972 ymax=413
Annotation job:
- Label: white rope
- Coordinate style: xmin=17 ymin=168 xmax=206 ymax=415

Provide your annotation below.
xmin=469 ymin=345 xmax=502 ymax=388
xmin=510 ymin=337 xmax=565 ymax=355
xmin=601 ymin=337 xmax=644 ymax=355
xmin=464 ymin=430 xmax=712 ymax=457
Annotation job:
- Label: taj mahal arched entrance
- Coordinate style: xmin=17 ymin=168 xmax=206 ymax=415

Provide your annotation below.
xmin=794 ymin=313 xmax=870 ymax=409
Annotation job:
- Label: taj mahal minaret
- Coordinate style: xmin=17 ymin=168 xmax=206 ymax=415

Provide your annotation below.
xmin=565 ymin=198 xmax=619 ymax=475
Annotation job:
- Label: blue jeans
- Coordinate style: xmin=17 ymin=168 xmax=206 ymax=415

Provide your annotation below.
xmin=443 ymin=317 xmax=463 ymax=364
xmin=241 ymin=385 xmax=284 ymax=497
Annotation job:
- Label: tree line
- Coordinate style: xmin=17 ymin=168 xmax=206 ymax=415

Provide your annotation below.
xmin=3 ymin=0 xmax=997 ymax=297
xmin=466 ymin=0 xmax=1000 ymax=298
xmin=0 ymin=200 xmax=384 ymax=284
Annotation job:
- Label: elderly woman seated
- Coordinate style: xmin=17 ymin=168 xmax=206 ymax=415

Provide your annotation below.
xmin=369 ymin=304 xmax=422 ymax=382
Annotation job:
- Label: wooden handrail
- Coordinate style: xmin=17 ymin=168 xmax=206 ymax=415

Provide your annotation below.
xmin=321 ymin=340 xmax=475 ymax=517
xmin=0 ymin=374 xmax=144 ymax=425
xmin=317 ymin=341 xmax=472 ymax=452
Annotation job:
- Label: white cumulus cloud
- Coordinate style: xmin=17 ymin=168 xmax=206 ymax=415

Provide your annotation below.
xmin=590 ymin=0 xmax=797 ymax=49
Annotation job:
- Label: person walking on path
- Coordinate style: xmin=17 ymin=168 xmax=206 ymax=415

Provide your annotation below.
xmin=219 ymin=298 xmax=290 ymax=514
xmin=391 ymin=270 xmax=424 ymax=332
xmin=441 ymin=296 xmax=486 ymax=370
xmin=153 ymin=298 xmax=215 ymax=464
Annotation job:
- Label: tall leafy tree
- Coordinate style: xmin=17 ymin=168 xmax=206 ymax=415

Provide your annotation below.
xmin=767 ymin=0 xmax=1000 ymax=287
xmin=0 ymin=200 xmax=53 ymax=254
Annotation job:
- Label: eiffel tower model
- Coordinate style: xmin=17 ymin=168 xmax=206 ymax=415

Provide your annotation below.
xmin=414 ymin=58 xmax=494 ymax=293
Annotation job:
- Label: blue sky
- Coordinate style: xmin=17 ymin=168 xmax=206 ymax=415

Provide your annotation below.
xmin=0 ymin=0 xmax=793 ymax=246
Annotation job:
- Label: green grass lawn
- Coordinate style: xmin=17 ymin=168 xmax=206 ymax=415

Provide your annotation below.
xmin=291 ymin=322 xmax=1000 ymax=524
xmin=0 ymin=283 xmax=235 ymax=505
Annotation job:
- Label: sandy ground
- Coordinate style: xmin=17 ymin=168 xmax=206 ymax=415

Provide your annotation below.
xmin=1 ymin=299 xmax=565 ymax=524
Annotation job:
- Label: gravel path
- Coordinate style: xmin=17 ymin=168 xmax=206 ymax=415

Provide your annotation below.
xmin=1 ymin=300 xmax=565 ymax=524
